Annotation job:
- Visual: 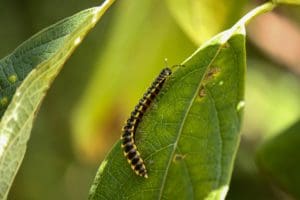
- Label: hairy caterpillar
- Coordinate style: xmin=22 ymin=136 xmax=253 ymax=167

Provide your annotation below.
xmin=121 ymin=67 xmax=172 ymax=178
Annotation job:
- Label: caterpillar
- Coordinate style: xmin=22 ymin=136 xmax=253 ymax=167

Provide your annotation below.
xmin=121 ymin=67 xmax=172 ymax=178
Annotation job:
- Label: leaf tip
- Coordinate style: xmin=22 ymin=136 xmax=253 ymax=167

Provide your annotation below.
xmin=93 ymin=0 xmax=115 ymax=24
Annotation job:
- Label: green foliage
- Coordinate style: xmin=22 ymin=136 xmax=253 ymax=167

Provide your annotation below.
xmin=0 ymin=1 xmax=114 ymax=198
xmin=89 ymin=21 xmax=246 ymax=199
xmin=0 ymin=0 xmax=299 ymax=199
xmin=256 ymin=120 xmax=300 ymax=199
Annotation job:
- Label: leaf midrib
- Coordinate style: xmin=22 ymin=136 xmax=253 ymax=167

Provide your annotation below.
xmin=158 ymin=45 xmax=223 ymax=199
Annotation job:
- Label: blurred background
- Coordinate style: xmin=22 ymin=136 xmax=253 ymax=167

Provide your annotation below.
xmin=0 ymin=0 xmax=299 ymax=199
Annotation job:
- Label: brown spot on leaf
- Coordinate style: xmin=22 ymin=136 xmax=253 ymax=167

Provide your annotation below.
xmin=173 ymin=154 xmax=186 ymax=162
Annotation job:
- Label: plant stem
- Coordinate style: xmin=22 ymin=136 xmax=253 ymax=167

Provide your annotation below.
xmin=96 ymin=0 xmax=116 ymax=20
xmin=236 ymin=1 xmax=277 ymax=27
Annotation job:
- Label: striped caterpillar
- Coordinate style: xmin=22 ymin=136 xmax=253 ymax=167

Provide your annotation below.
xmin=121 ymin=67 xmax=172 ymax=178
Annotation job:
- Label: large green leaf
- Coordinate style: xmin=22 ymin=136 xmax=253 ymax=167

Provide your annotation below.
xmin=0 ymin=0 xmax=114 ymax=198
xmin=256 ymin=120 xmax=300 ymax=199
xmin=89 ymin=18 xmax=246 ymax=200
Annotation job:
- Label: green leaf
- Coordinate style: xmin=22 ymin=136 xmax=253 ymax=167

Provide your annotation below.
xmin=273 ymin=0 xmax=300 ymax=5
xmin=0 ymin=0 xmax=114 ymax=198
xmin=165 ymin=0 xmax=247 ymax=45
xmin=256 ymin=120 xmax=300 ymax=199
xmin=71 ymin=0 xmax=195 ymax=160
xmin=89 ymin=18 xmax=246 ymax=200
